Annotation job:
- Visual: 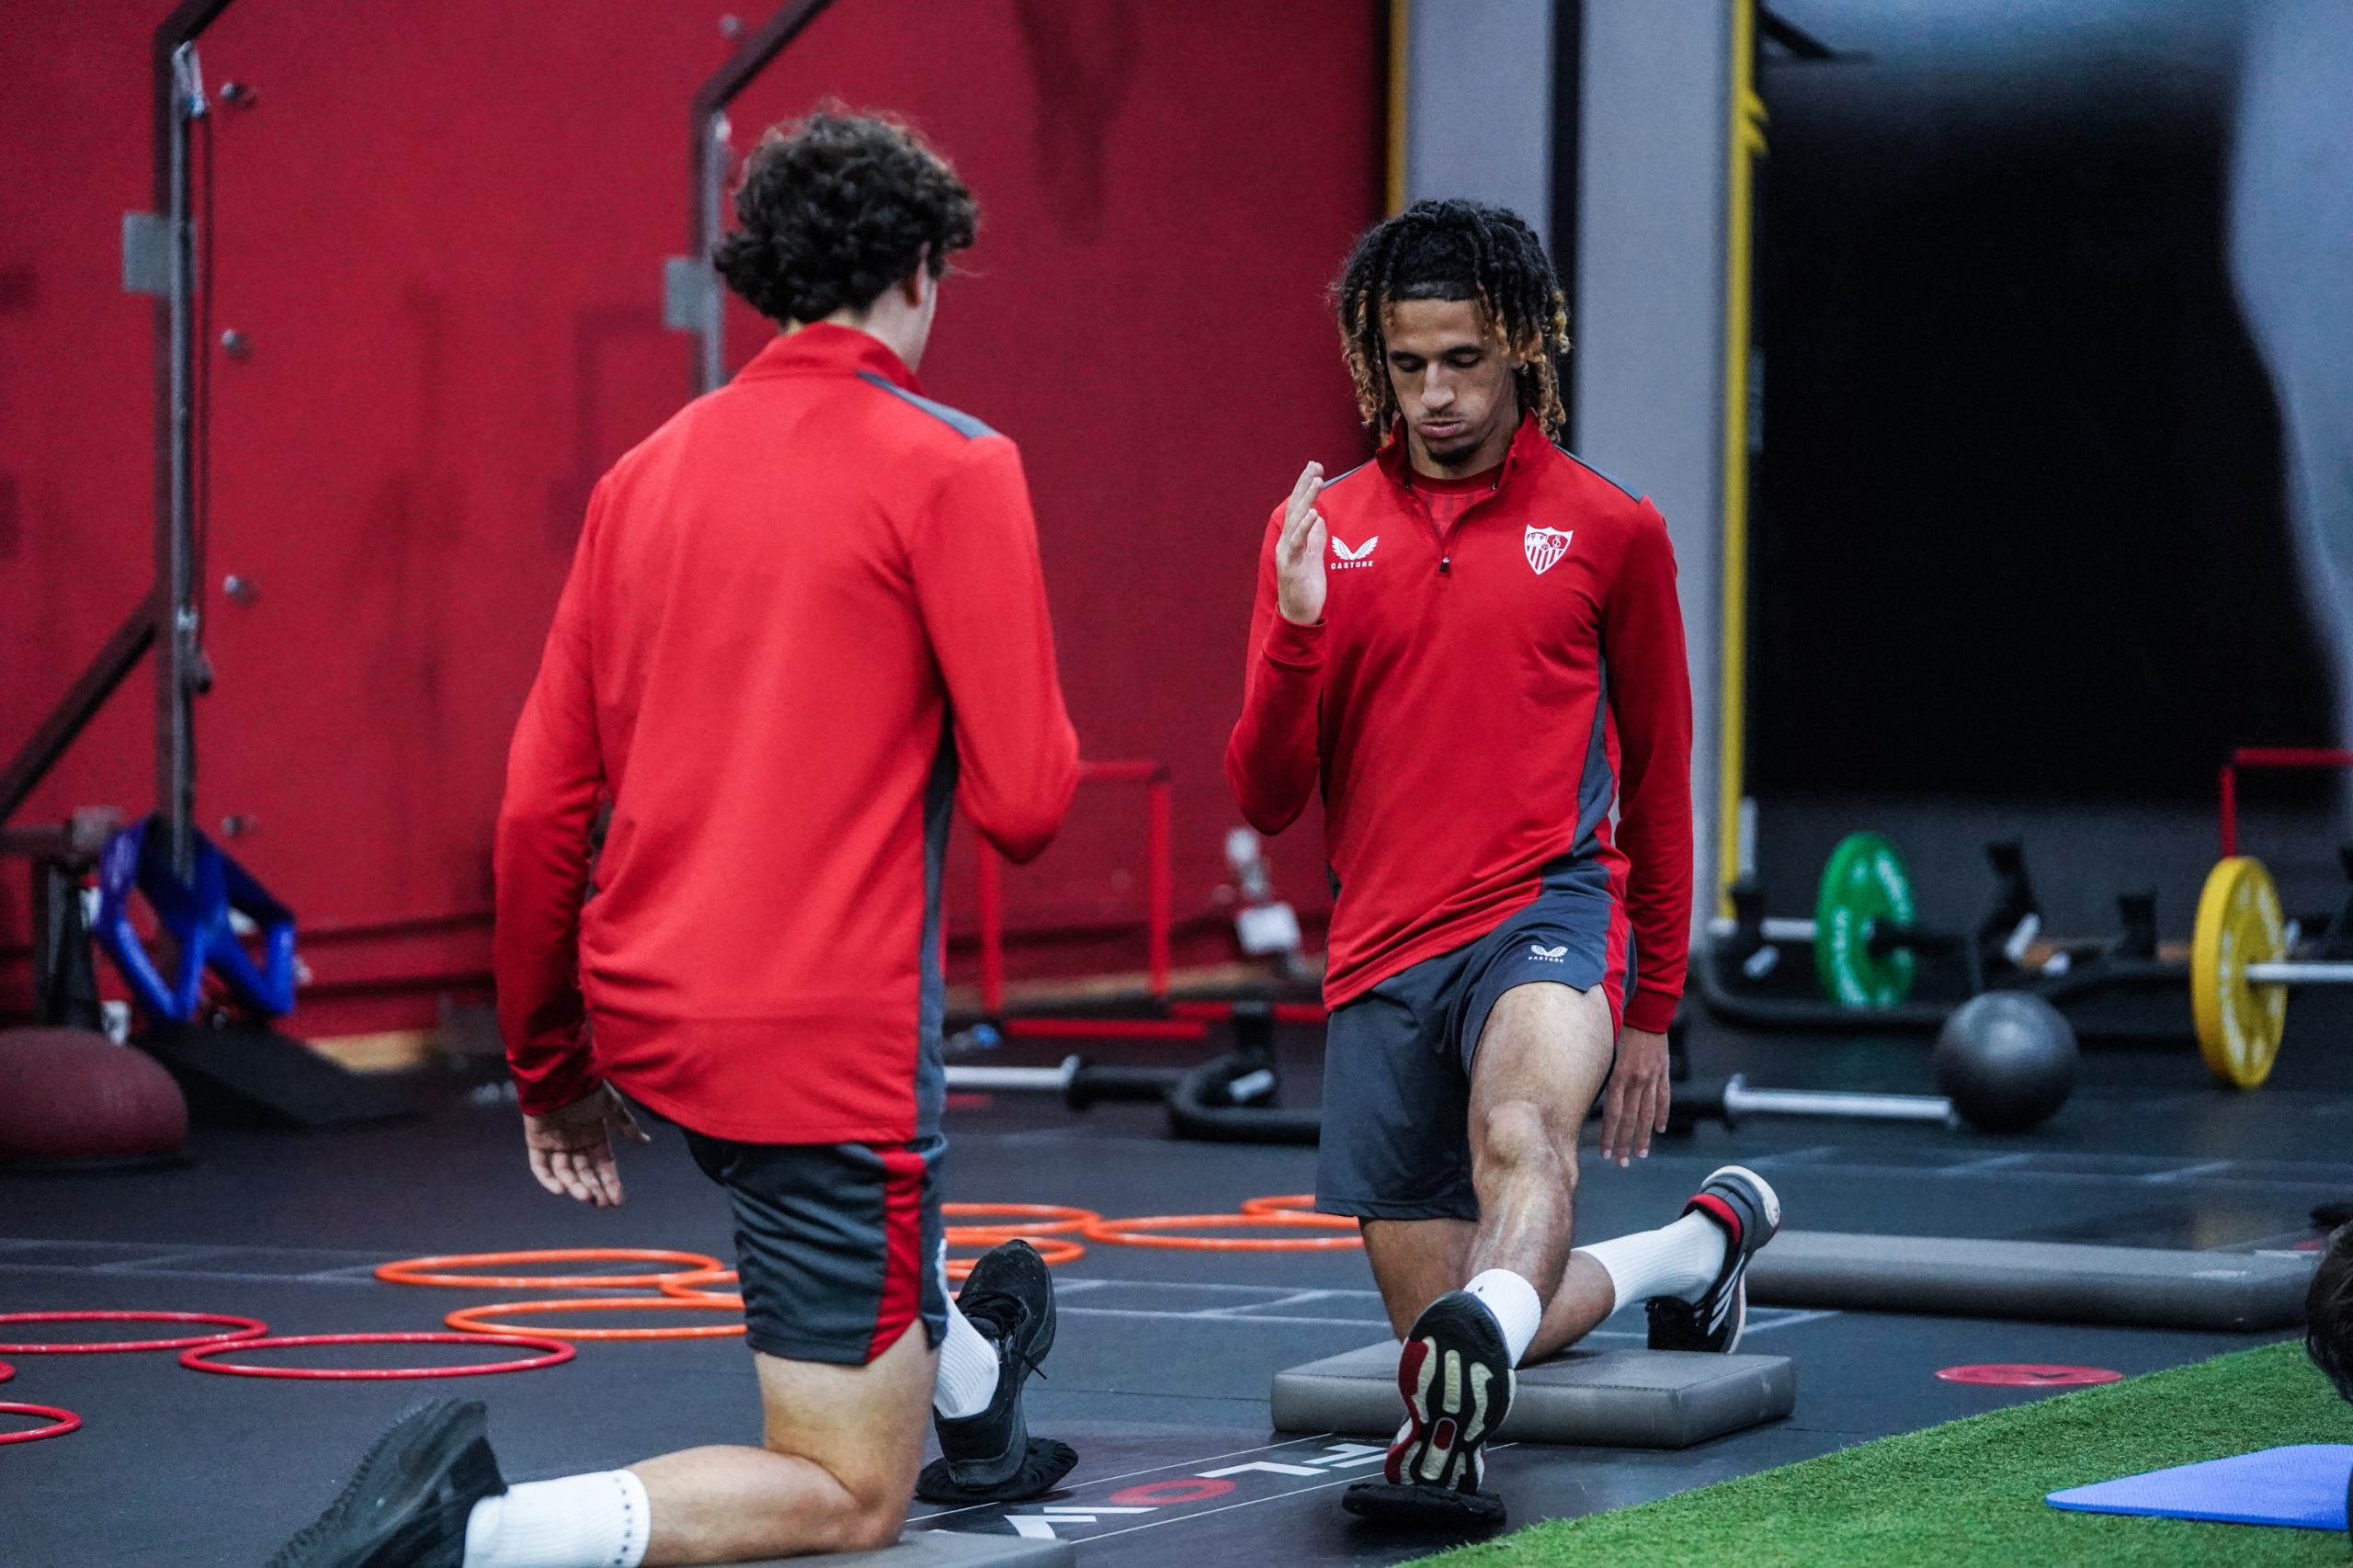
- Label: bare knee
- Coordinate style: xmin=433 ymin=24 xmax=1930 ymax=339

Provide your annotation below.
xmin=1481 ymin=1098 xmax=1571 ymax=1188
xmin=811 ymin=1482 xmax=909 ymax=1553
xmin=753 ymin=1440 xmax=911 ymax=1553
xmin=837 ymin=1494 xmax=909 ymax=1553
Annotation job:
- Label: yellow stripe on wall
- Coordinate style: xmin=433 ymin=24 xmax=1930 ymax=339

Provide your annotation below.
xmin=1717 ymin=0 xmax=1767 ymax=915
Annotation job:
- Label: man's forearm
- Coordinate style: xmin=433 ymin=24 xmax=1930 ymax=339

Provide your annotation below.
xmin=1226 ymin=619 xmax=1324 ymax=835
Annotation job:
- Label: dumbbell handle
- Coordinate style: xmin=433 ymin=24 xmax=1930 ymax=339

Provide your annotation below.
xmin=2245 ymin=960 xmax=2353 ymax=984
xmin=942 ymin=1056 xmax=1183 ymax=1108
xmin=944 ymin=1059 xmax=1079 ymax=1092
xmin=1722 ymin=1074 xmax=1956 ymax=1125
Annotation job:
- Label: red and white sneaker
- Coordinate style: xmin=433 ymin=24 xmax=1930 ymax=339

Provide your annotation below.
xmin=1647 ymin=1164 xmax=1782 ymax=1353
xmin=1341 ymin=1290 xmax=1511 ymax=1529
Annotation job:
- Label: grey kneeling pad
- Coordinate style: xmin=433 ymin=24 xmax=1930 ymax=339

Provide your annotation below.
xmin=1746 ymin=1232 xmax=2316 ymax=1331
xmin=738 ymin=1529 xmax=1074 ymax=1567
xmin=1270 ymin=1341 xmax=1795 ymax=1449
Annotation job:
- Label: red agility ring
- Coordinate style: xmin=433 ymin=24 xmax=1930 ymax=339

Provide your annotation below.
xmin=1935 ymin=1363 xmax=2122 ymax=1388
xmin=374 ymin=1249 xmax=727 ymax=1291
xmin=0 ymin=1403 xmax=82 ymax=1445
xmin=1082 ymin=1212 xmax=1362 ymax=1251
xmin=0 ymin=1311 xmax=269 ymax=1355
xmin=1240 ymin=1194 xmax=1317 ymax=1217
xmin=180 ymin=1331 xmax=575 ymax=1380
xmin=446 ymin=1297 xmax=745 ymax=1342
xmin=0 ymin=1358 xmax=13 ymax=1383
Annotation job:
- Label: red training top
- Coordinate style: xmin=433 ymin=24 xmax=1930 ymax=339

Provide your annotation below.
xmin=1225 ymin=414 xmax=1693 ymax=1033
xmin=496 ymin=324 xmax=1079 ymax=1143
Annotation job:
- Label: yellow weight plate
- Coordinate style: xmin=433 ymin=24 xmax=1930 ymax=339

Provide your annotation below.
xmin=2188 ymin=857 xmax=2288 ymax=1088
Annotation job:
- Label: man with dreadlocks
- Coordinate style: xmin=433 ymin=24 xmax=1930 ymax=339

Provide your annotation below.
xmin=1228 ymin=199 xmax=1781 ymax=1529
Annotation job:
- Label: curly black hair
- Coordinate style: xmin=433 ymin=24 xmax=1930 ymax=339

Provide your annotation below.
xmin=2310 ymin=1221 xmax=2353 ymax=1403
xmin=1333 ymin=199 xmax=1570 ymax=437
xmin=713 ymin=108 xmax=977 ymax=327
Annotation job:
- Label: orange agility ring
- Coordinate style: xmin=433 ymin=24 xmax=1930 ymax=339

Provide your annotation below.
xmin=948 ymin=1236 xmax=1086 ymax=1284
xmin=1082 ymin=1213 xmax=1361 ymax=1251
xmin=376 ymin=1249 xmax=726 ymax=1291
xmin=941 ymin=1203 xmax=1099 ymax=1239
xmin=659 ymin=1235 xmax=1092 ymax=1300
xmin=447 ymin=1296 xmax=745 ymax=1342
xmin=0 ymin=1311 xmax=269 ymax=1355
xmin=658 ymin=1270 xmax=738 ymax=1302
xmin=180 ymin=1332 xmax=575 ymax=1380
xmin=1240 ymin=1194 xmax=1317 ymax=1216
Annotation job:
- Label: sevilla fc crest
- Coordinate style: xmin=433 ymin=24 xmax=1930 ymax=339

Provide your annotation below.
xmin=1524 ymin=526 xmax=1574 ymax=575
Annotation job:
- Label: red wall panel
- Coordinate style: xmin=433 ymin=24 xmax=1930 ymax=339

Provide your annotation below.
xmin=0 ymin=0 xmax=1378 ymax=1031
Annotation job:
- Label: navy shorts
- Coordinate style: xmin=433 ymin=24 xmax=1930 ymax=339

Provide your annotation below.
xmin=1314 ymin=872 xmax=1633 ymax=1222
xmin=681 ymin=1131 xmax=949 ymax=1365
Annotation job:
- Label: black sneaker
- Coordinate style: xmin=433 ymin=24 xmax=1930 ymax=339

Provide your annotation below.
xmin=915 ymin=1240 xmax=1075 ymax=1504
xmin=267 ymin=1399 xmax=506 ymax=1568
xmin=1647 ymin=1164 xmax=1781 ymax=1353
xmin=1340 ymin=1290 xmax=1511 ymax=1528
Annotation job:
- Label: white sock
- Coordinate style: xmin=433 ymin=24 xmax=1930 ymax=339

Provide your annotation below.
xmin=1576 ymin=1210 xmax=1728 ymax=1312
xmin=462 ymin=1470 xmax=649 ymax=1568
xmin=1462 ymin=1268 xmax=1543 ymax=1367
xmin=933 ymin=1247 xmax=1001 ymax=1420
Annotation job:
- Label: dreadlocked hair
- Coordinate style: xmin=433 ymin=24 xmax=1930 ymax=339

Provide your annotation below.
xmin=1334 ymin=199 xmax=1570 ymax=437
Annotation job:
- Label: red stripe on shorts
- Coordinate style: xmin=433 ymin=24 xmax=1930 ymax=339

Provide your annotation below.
xmin=868 ymin=1145 xmax=927 ymax=1362
xmin=1600 ymin=900 xmax=1633 ymax=1034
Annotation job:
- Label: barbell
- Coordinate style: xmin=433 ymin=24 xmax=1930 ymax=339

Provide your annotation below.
xmin=2188 ymin=855 xmax=2353 ymax=1088
xmin=1667 ymin=1074 xmax=1960 ymax=1132
xmin=1714 ymin=833 xmax=2048 ymax=1008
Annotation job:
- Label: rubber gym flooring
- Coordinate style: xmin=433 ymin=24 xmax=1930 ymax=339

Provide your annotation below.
xmin=4 ymin=1007 xmax=2349 ymax=1567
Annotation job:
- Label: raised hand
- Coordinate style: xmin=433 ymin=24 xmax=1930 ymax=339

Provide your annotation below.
xmin=1275 ymin=461 xmax=1328 ymax=628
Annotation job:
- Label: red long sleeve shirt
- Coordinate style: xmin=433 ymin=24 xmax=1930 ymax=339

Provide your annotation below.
xmin=1225 ymin=415 xmax=1693 ymax=1033
xmin=496 ymin=325 xmax=1078 ymax=1143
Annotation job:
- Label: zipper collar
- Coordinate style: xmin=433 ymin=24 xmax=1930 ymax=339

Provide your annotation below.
xmin=1379 ymin=412 xmax=1551 ymax=552
xmin=1375 ymin=409 xmax=1551 ymax=497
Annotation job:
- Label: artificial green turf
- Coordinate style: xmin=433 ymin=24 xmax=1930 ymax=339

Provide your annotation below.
xmin=1427 ymin=1340 xmax=2353 ymax=1567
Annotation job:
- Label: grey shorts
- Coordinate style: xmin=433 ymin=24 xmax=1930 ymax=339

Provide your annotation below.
xmin=1314 ymin=875 xmax=1633 ymax=1222
xmin=681 ymin=1130 xmax=949 ymax=1365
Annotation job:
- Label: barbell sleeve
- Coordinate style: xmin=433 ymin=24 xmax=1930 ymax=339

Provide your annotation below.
xmin=2245 ymin=961 xmax=2353 ymax=983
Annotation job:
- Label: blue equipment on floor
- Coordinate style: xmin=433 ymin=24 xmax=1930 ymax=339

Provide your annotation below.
xmin=2046 ymin=1444 xmax=2353 ymax=1531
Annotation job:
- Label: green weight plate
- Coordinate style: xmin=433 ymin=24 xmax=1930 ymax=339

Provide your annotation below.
xmin=1813 ymin=832 xmax=1917 ymax=1007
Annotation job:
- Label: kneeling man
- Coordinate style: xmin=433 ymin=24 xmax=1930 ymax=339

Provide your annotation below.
xmin=1226 ymin=199 xmax=1780 ymax=1528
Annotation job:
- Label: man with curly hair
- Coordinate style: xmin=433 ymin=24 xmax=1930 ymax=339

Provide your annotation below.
xmin=1228 ymin=200 xmax=1779 ymax=1528
xmin=270 ymin=111 xmax=1081 ymax=1568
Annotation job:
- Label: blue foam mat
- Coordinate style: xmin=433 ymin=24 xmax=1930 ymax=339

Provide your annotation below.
xmin=2046 ymin=1445 xmax=2352 ymax=1531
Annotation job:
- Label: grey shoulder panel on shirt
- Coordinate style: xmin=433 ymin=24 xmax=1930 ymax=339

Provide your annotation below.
xmin=1552 ymin=446 xmax=1643 ymax=504
xmin=1321 ymin=459 xmax=1375 ymax=490
xmin=857 ymin=370 xmax=998 ymax=440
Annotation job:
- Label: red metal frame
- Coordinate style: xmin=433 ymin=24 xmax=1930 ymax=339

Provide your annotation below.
xmin=976 ymin=760 xmax=1172 ymax=1016
xmin=2217 ymin=746 xmax=2353 ymax=858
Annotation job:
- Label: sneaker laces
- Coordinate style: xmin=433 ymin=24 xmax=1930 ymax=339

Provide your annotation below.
xmin=959 ymin=1293 xmax=1049 ymax=1382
